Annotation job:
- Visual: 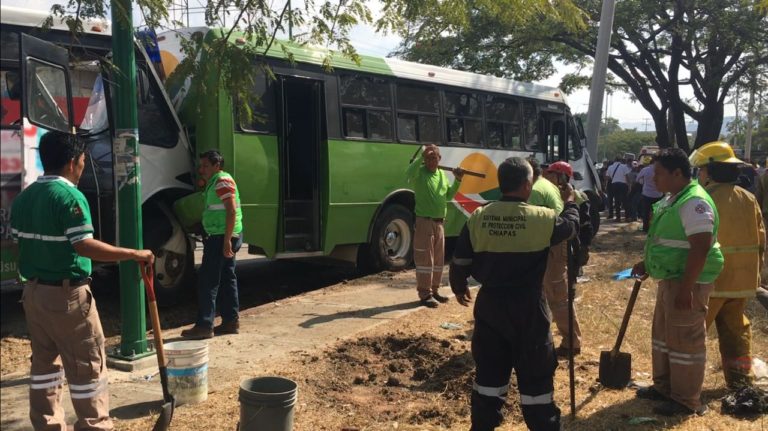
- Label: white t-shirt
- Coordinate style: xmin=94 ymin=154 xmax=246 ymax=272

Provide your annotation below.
xmin=606 ymin=162 xmax=631 ymax=184
xmin=657 ymin=193 xmax=716 ymax=236
xmin=636 ymin=165 xmax=663 ymax=198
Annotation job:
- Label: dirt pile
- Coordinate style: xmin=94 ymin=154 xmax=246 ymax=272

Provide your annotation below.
xmin=299 ymin=332 xmax=494 ymax=428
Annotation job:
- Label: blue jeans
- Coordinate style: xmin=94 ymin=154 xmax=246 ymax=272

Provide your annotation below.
xmin=196 ymin=235 xmax=242 ymax=328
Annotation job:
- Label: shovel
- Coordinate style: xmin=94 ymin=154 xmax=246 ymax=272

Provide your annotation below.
xmin=140 ymin=262 xmax=176 ymax=431
xmin=599 ymin=275 xmax=646 ymax=389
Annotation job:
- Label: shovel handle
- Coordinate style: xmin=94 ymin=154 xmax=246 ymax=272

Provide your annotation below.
xmin=140 ymin=263 xmax=168 ymax=374
xmin=437 ymin=165 xmax=486 ymax=178
xmin=612 ymin=277 xmax=645 ymax=354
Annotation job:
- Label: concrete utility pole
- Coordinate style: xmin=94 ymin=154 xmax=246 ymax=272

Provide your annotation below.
xmin=586 ymin=0 xmax=617 ymax=161
xmin=111 ymin=0 xmax=149 ymax=359
xmin=745 ymin=81 xmax=756 ymax=161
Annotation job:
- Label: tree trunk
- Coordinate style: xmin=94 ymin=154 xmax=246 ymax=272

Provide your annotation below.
xmin=745 ymin=81 xmax=756 ymax=161
xmin=653 ymin=113 xmax=671 ymax=148
xmin=694 ymin=103 xmax=725 ymax=149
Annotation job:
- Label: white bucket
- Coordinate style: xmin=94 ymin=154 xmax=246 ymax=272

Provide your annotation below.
xmin=164 ymin=340 xmax=209 ymax=405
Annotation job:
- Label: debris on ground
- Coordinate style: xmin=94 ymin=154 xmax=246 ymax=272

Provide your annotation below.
xmin=721 ymin=386 xmax=768 ymax=415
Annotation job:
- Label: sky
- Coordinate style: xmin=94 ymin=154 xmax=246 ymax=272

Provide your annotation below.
xmin=5 ymin=0 xmax=735 ymax=131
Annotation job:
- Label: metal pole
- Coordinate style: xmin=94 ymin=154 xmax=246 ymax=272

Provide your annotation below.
xmin=288 ymin=0 xmax=293 ymax=41
xmin=112 ymin=0 xmax=149 ymax=358
xmin=586 ymin=0 xmax=617 ymax=161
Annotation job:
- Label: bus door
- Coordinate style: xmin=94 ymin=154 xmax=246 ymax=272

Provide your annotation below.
xmin=276 ymin=75 xmax=325 ymax=253
xmin=0 ymin=33 xmax=73 ymax=289
xmin=538 ymin=103 xmax=566 ymax=162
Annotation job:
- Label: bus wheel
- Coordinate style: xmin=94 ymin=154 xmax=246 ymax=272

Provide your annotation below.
xmin=365 ymin=204 xmax=414 ymax=272
xmin=143 ymin=204 xmax=195 ymax=307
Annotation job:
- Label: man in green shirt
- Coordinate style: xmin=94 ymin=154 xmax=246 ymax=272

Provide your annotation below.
xmin=406 ymin=144 xmax=464 ymax=307
xmin=11 ymin=131 xmax=154 ymax=431
xmin=529 ymin=159 xmax=582 ymax=357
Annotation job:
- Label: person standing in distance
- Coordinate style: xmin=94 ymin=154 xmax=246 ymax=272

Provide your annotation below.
xmin=632 ymin=148 xmax=723 ymax=416
xmin=450 ymin=157 xmax=580 ymax=431
xmin=182 ymin=150 xmax=243 ymax=339
xmin=406 ymin=144 xmax=464 ymax=308
xmin=11 ymin=131 xmax=154 ymax=431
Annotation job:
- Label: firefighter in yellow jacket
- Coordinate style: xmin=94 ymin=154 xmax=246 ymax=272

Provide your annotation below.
xmin=689 ymin=141 xmax=766 ymax=389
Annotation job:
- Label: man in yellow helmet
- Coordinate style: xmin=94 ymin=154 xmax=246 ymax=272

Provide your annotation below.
xmin=689 ymin=141 xmax=765 ymax=389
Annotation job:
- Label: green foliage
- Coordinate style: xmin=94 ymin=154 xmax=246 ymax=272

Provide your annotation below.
xmin=599 ymin=129 xmax=658 ymax=160
xmin=46 ymin=0 xmax=375 ymax=125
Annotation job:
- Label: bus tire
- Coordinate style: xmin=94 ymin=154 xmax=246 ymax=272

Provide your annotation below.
xmin=364 ymin=204 xmax=414 ymax=272
xmin=143 ymin=203 xmax=196 ymax=307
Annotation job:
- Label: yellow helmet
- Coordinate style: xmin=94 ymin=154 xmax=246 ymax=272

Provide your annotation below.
xmin=688 ymin=141 xmax=744 ymax=167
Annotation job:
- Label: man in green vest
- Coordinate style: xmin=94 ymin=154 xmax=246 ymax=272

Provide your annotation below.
xmin=11 ymin=131 xmax=154 ymax=430
xmin=406 ymin=144 xmax=463 ymax=308
xmin=450 ymin=157 xmax=580 ymax=431
xmin=632 ymin=148 xmax=724 ymax=416
xmin=182 ymin=150 xmax=243 ymax=339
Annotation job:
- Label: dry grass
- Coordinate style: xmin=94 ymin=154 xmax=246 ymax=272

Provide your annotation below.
xmin=114 ymin=220 xmax=768 ymax=431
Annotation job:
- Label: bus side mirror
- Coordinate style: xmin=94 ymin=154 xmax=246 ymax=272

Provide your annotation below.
xmin=573 ymin=171 xmax=584 ymax=181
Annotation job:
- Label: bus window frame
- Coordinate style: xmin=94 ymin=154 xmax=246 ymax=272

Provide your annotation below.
xmin=442 ymin=89 xmax=484 ymax=148
xmin=483 ymin=93 xmax=523 ymax=151
xmin=338 ymin=73 xmax=394 ymax=143
xmin=394 ymin=80 xmax=443 ymax=145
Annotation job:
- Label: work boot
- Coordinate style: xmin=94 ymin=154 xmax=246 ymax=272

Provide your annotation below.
xmin=636 ymin=386 xmax=667 ymax=401
xmin=652 ymin=400 xmax=708 ymax=416
xmin=420 ymin=296 xmax=439 ymax=308
xmin=214 ymin=320 xmax=240 ymax=335
xmin=432 ymin=292 xmax=450 ymax=303
xmin=180 ymin=325 xmax=213 ymax=340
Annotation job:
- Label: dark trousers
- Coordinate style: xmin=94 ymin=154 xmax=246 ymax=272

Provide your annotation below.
xmin=470 ymin=290 xmax=560 ymax=431
xmin=626 ymin=184 xmax=642 ymax=220
xmin=609 ymin=182 xmax=628 ymax=220
xmin=640 ymin=195 xmax=663 ymax=231
xmin=196 ymin=235 xmax=243 ymax=328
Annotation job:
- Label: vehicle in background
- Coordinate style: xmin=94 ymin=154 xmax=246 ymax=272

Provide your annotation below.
xmin=158 ymin=27 xmax=603 ymax=272
xmin=1 ymin=6 xmax=195 ymax=304
xmin=639 ymin=146 xmax=659 ymax=165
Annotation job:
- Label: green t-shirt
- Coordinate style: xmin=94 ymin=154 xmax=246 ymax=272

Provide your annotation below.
xmin=406 ymin=159 xmax=461 ymax=218
xmin=11 ymin=176 xmax=94 ymax=280
xmin=529 ymin=177 xmax=564 ymax=214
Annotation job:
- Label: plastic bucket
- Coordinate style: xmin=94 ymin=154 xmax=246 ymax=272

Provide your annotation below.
xmin=239 ymin=377 xmax=298 ymax=431
xmin=164 ymin=341 xmax=209 ymax=405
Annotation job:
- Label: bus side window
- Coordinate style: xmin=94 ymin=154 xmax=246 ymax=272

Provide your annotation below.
xmin=522 ymin=101 xmax=540 ymax=152
xmin=567 ymin=118 xmax=583 ymax=161
xmin=239 ymin=74 xmax=276 ymax=134
xmin=339 ymin=75 xmax=392 ymax=141
xmin=136 ymin=66 xmax=179 ymax=147
xmin=396 ymin=83 xmax=440 ymax=144
xmin=485 ymin=95 xmax=521 ymax=149
xmin=444 ymin=91 xmax=482 ymax=147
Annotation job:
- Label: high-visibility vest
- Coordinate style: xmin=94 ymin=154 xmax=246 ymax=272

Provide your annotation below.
xmin=706 ymin=183 xmax=764 ymax=298
xmin=645 ymin=181 xmax=723 ymax=283
xmin=468 ymin=201 xmax=555 ymax=253
xmin=202 ymin=171 xmax=242 ymax=236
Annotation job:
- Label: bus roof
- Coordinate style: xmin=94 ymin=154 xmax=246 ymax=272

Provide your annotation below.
xmin=0 ymin=6 xmax=110 ymax=35
xmin=158 ymin=27 xmax=567 ymax=105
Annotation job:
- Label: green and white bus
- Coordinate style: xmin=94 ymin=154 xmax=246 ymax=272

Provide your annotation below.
xmin=159 ymin=28 xmax=603 ymax=271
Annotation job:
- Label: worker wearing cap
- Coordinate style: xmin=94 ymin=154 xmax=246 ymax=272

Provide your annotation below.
xmin=450 ymin=157 xmax=580 ymax=431
xmin=632 ymin=148 xmax=723 ymax=416
xmin=529 ymin=159 xmax=581 ymax=356
xmin=406 ymin=144 xmax=464 ymax=308
xmin=11 ymin=131 xmax=154 ymax=431
xmin=689 ymin=141 xmax=765 ymax=390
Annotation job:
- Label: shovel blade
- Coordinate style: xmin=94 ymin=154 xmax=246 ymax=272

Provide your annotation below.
xmin=151 ymin=400 xmax=175 ymax=431
xmin=599 ymin=350 xmax=632 ymax=389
